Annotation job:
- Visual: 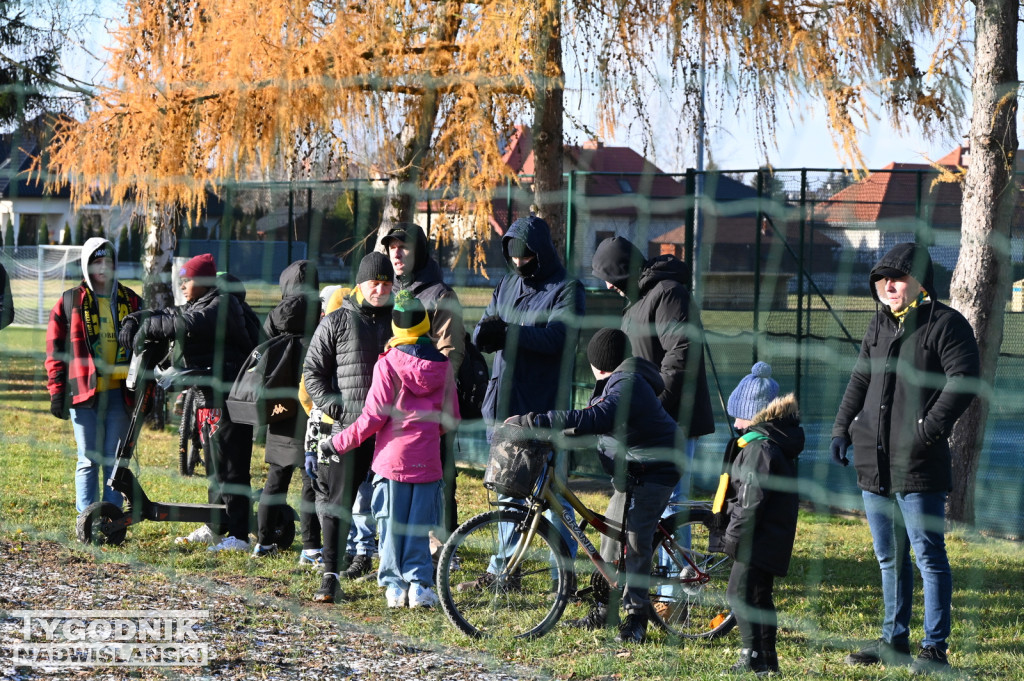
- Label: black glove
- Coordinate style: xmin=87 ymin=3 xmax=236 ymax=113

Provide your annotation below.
xmin=475 ymin=315 xmax=508 ymax=353
xmin=504 ymin=413 xmax=537 ymax=429
xmin=49 ymin=394 xmax=68 ymax=420
xmin=318 ymin=436 xmax=339 ymax=463
xmin=118 ymin=311 xmax=149 ymax=352
xmin=830 ymin=436 xmax=851 ymax=466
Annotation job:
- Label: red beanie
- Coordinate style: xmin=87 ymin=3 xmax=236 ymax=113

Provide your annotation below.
xmin=180 ymin=253 xmax=217 ymax=280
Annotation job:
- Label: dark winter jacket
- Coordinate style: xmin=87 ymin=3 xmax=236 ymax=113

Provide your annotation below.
xmin=45 ymin=238 xmax=144 ymax=411
xmin=302 ymin=289 xmax=393 ymax=433
xmin=392 ymin=224 xmax=465 ymax=375
xmin=721 ymin=393 xmax=803 ymax=576
xmin=140 ymin=285 xmax=256 ymax=394
xmin=537 ymin=356 xmax=682 ymax=488
xmin=474 ymin=216 xmax=585 ymax=423
xmin=264 ymin=260 xmax=321 ymax=467
xmin=832 ymin=243 xmax=980 ymax=495
xmin=0 ymin=262 xmax=12 ymax=329
xmin=592 ymin=237 xmax=714 ymax=437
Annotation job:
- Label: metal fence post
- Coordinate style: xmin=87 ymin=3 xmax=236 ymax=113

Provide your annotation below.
xmin=796 ymin=169 xmax=807 ymax=402
xmin=753 ymin=169 xmax=764 ymax=365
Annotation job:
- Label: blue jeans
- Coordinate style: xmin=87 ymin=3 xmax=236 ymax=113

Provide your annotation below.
xmin=346 ymin=475 xmax=377 ymax=556
xmin=70 ymin=390 xmax=130 ymax=512
xmin=862 ymin=490 xmax=952 ymax=652
xmin=371 ymin=475 xmax=440 ymax=590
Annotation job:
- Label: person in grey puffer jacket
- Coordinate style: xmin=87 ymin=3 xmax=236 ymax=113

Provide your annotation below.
xmin=302 ymin=252 xmax=394 ymax=604
xmin=831 ymin=242 xmax=979 ymax=675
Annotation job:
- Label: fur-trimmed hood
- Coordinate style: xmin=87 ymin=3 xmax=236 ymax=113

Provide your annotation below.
xmin=749 ymin=392 xmax=800 ymax=426
xmin=747 ymin=392 xmax=804 ymax=461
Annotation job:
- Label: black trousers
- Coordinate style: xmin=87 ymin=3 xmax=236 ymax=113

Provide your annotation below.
xmin=312 ymin=441 xmax=373 ymax=574
xmin=257 ymin=462 xmax=321 ymax=550
xmin=439 ymin=431 xmax=458 ymax=537
xmin=200 ymin=404 xmax=253 ymax=541
xmin=727 ymin=560 xmax=778 ymax=652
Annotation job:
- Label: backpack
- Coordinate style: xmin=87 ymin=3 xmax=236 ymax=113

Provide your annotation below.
xmin=457 ymin=332 xmax=489 ymax=419
xmin=226 ymin=333 xmax=304 ymax=427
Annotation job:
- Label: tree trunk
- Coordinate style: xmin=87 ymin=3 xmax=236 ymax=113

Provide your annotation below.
xmin=947 ymin=0 xmax=1019 ymax=524
xmin=141 ymin=205 xmax=177 ymax=430
xmin=377 ymin=1 xmax=464 ymax=251
xmin=530 ymin=0 xmax=565 ymax=259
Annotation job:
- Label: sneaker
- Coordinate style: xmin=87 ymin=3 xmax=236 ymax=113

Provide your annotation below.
xmin=910 ymin=645 xmax=951 ymax=676
xmin=408 ymin=583 xmax=439 ymax=609
xmin=845 ymin=638 xmax=913 ymax=666
xmin=313 ymin=573 xmax=342 ymax=604
xmin=386 ymin=585 xmax=408 ymax=608
xmin=298 ymin=549 xmax=324 ymax=568
xmin=174 ymin=525 xmax=223 ymax=546
xmin=568 ymin=605 xmax=608 ymax=631
xmin=341 ymin=554 xmax=373 ymax=580
xmin=615 ymin=612 xmax=648 ymax=644
xmin=208 ymin=536 xmax=250 ymax=553
xmin=728 ymin=649 xmax=779 ymax=676
xmin=251 ymin=543 xmax=278 ymax=558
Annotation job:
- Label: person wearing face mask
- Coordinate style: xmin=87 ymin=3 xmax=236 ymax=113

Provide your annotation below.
xmin=717 ymin=362 xmax=802 ymax=677
xmin=45 ymin=237 xmax=144 ymax=515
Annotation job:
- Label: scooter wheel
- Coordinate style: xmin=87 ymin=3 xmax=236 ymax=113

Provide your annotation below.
xmin=76 ymin=502 xmax=128 ymax=546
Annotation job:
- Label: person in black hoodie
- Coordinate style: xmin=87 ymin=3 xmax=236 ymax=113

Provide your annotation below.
xmin=717 ymin=365 xmax=802 ymax=677
xmin=0 ymin=261 xmax=13 ymax=329
xmin=380 ymin=222 xmax=465 ymax=542
xmin=251 ymin=260 xmax=323 ymax=562
xmin=831 ymin=242 xmax=979 ymax=675
xmin=119 ymin=253 xmax=258 ymax=552
xmin=508 ymin=328 xmax=680 ymax=644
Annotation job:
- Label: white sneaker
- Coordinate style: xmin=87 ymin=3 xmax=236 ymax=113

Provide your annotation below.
xmin=207 ymin=536 xmax=250 ymax=553
xmin=385 ymin=585 xmax=408 ymax=608
xmin=175 ymin=525 xmax=224 ymax=546
xmin=408 ymin=583 xmax=438 ymax=609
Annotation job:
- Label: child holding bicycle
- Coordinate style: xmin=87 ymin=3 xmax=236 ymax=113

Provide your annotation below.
xmin=318 ymin=290 xmax=460 ymax=609
xmin=506 ymin=327 xmax=680 ymax=644
xmin=718 ymin=363 xmax=803 ymax=676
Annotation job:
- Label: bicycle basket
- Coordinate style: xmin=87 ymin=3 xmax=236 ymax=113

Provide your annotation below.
xmin=483 ymin=423 xmax=551 ymax=498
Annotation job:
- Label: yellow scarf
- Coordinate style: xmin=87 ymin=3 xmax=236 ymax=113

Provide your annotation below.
xmin=388 ymin=314 xmax=432 ymax=348
xmin=892 ymin=290 xmax=929 ymax=326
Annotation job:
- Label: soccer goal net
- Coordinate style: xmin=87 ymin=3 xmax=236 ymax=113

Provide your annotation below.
xmin=0 ymin=246 xmax=84 ymax=326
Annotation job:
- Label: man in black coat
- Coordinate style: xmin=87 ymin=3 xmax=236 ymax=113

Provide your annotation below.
xmin=831 ymin=242 xmax=979 ymax=675
xmin=119 ymin=253 xmax=258 ymax=552
xmin=381 ymin=223 xmax=465 ymax=538
xmin=302 ymin=252 xmax=394 ymax=603
xmin=1 ymin=261 xmax=13 ymax=329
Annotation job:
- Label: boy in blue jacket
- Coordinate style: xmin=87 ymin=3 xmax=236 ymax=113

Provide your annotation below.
xmin=507 ymin=327 xmax=681 ymax=644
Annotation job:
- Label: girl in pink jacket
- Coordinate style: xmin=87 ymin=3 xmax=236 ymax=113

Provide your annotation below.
xmin=320 ymin=290 xmax=460 ymax=609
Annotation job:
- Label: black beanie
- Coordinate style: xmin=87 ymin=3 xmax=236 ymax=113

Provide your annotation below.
xmin=587 ymin=328 xmax=631 ymax=372
xmin=355 ymin=252 xmax=393 ymax=284
xmin=506 ymin=238 xmax=533 ymax=258
xmin=392 ymin=289 xmax=427 ymax=331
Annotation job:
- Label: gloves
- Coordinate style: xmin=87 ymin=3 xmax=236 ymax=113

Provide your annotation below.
xmin=49 ymin=394 xmax=68 ymax=420
xmin=118 ymin=311 xmax=149 ymax=352
xmin=830 ymin=436 xmax=851 ymax=466
xmin=304 ymin=453 xmax=318 ymax=481
xmin=504 ymin=413 xmax=537 ymax=429
xmin=475 ymin=315 xmax=508 ymax=353
xmin=318 ymin=436 xmax=339 ymax=463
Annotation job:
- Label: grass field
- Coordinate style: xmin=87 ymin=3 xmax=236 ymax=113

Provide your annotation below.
xmin=2 ymin=329 xmax=1024 ymax=679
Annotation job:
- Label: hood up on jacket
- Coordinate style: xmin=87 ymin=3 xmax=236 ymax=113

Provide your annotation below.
xmin=869 ymin=242 xmax=936 ymax=303
xmin=748 ymin=392 xmax=804 ymax=459
xmin=80 ymin=237 xmax=118 ymax=294
xmin=389 ymin=346 xmax=451 ymax=398
xmin=591 ymin=236 xmax=647 ymax=297
xmin=501 ymin=215 xmax=565 ymax=285
xmin=279 ymin=259 xmax=319 ymax=298
xmin=265 ymin=259 xmax=321 ymax=337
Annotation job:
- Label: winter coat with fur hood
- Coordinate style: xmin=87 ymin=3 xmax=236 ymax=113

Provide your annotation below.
xmin=831 ymin=243 xmax=980 ymax=496
xmin=721 ymin=393 xmax=804 ymax=576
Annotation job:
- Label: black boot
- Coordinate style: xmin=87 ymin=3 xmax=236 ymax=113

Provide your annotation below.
xmin=728 ymin=649 xmax=777 ymax=676
xmin=567 ymin=603 xmax=608 ymax=630
xmin=615 ymin=612 xmax=648 ymax=644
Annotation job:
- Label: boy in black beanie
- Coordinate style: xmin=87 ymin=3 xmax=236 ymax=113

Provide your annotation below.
xmin=506 ymin=327 xmax=681 ymax=643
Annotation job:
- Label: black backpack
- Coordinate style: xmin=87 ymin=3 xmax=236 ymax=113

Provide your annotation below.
xmin=457 ymin=333 xmax=489 ymax=419
xmin=226 ymin=333 xmax=304 ymax=427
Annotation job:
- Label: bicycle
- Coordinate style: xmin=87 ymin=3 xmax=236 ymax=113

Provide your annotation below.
xmin=436 ymin=427 xmax=736 ymax=640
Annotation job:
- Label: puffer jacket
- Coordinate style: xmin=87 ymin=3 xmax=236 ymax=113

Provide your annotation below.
xmin=264 ymin=259 xmax=320 ymax=466
xmin=140 ymin=285 xmax=255 ymax=389
xmin=474 ymin=216 xmax=585 ymax=422
xmin=303 ymin=290 xmax=393 ymax=432
xmin=537 ymin=356 xmax=682 ymax=488
xmin=592 ymin=238 xmax=714 ymax=438
xmin=832 ymin=243 xmax=980 ymax=495
xmin=331 ymin=344 xmax=460 ymax=483
xmin=721 ymin=393 xmax=804 ymax=576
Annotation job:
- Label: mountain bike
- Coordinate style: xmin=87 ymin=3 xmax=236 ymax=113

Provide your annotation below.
xmin=435 ymin=428 xmax=735 ymax=640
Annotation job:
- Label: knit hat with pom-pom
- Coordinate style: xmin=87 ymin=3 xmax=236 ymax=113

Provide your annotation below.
xmin=727 ymin=362 xmax=780 ymax=420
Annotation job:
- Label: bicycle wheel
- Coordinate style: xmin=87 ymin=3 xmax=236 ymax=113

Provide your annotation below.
xmin=649 ymin=508 xmax=736 ymax=639
xmin=437 ymin=508 xmax=573 ymax=639
xmin=177 ymin=388 xmax=204 ymax=476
